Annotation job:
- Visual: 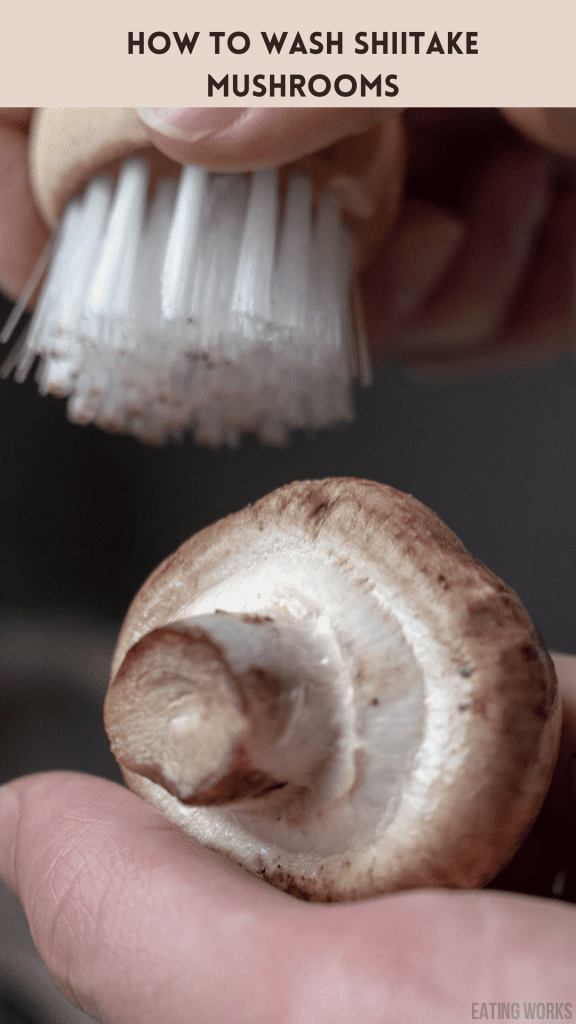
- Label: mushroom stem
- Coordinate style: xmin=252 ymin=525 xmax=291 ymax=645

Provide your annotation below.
xmin=104 ymin=610 xmax=357 ymax=812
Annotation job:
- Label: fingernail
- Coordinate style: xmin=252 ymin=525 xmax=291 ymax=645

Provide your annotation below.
xmin=137 ymin=107 xmax=248 ymax=143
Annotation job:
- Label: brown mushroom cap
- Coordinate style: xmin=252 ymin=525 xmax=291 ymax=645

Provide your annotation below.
xmin=104 ymin=478 xmax=560 ymax=902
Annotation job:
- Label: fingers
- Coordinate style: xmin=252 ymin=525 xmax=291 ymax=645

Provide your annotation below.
xmin=399 ymin=173 xmax=576 ymax=379
xmin=136 ymin=107 xmax=405 ymax=254
xmin=136 ymin=107 xmax=393 ymax=171
xmin=405 ymin=148 xmax=552 ymax=346
xmin=361 ymin=197 xmax=466 ymax=351
xmin=0 ymin=112 xmax=48 ymax=301
xmin=1 ymin=771 xmax=575 ymax=1024
xmin=363 ymin=140 xmax=576 ymax=375
xmin=503 ymin=108 xmax=576 ymax=158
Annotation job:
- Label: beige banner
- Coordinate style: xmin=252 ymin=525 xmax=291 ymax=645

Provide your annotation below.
xmin=1 ymin=0 xmax=575 ymax=105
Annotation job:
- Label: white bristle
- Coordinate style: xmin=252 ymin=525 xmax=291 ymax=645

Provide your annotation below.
xmin=2 ymin=159 xmax=370 ymax=446
xmin=272 ymin=173 xmax=313 ymax=337
xmin=161 ymin=164 xmax=207 ymax=323
xmin=230 ymin=168 xmax=278 ymax=335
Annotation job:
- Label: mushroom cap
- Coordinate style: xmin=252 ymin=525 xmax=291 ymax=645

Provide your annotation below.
xmin=105 ymin=478 xmax=560 ymax=902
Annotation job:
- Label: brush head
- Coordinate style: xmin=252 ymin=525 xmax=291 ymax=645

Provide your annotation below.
xmin=4 ymin=159 xmax=371 ymax=447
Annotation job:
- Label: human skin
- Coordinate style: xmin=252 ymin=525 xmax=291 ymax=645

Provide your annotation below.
xmin=1 ymin=107 xmax=576 ymax=377
xmin=0 ymin=110 xmax=575 ymax=1021
xmin=0 ymin=652 xmax=574 ymax=1024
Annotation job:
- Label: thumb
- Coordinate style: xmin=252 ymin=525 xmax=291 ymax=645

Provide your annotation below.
xmin=136 ymin=106 xmax=395 ymax=171
xmin=137 ymin=106 xmax=404 ymax=267
xmin=1 ymin=771 xmax=575 ymax=1024
xmin=0 ymin=771 xmax=284 ymax=1024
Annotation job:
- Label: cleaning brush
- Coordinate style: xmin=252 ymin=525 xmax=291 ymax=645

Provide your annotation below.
xmin=2 ymin=109 xmax=400 ymax=447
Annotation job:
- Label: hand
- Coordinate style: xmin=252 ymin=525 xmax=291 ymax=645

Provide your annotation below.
xmin=2 ymin=108 xmax=576 ymax=378
xmin=361 ymin=109 xmax=576 ymax=377
xmin=0 ymin=653 xmax=574 ymax=1024
xmin=0 ymin=106 xmax=389 ymax=303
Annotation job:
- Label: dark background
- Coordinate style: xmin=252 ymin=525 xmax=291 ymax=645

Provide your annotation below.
xmin=1 ymin=289 xmax=574 ymax=654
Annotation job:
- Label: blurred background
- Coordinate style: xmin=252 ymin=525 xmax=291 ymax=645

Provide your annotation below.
xmin=1 ymin=280 xmax=575 ymax=1020
xmin=2 ymin=288 xmax=574 ymax=654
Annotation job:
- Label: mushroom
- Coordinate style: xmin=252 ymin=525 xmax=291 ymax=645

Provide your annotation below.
xmin=104 ymin=478 xmax=561 ymax=902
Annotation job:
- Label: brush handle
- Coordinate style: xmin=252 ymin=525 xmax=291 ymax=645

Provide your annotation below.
xmin=29 ymin=108 xmax=150 ymax=230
